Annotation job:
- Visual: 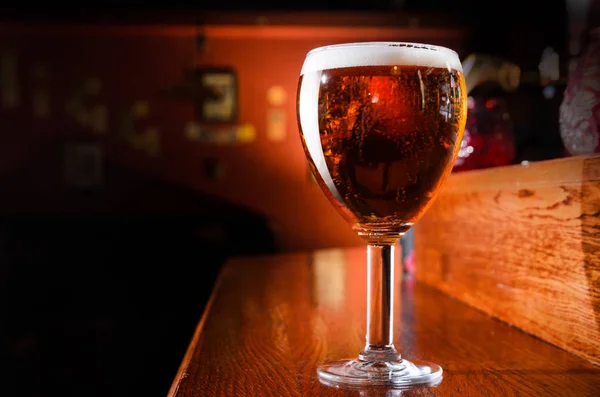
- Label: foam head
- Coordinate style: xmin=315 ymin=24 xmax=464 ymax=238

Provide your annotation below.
xmin=300 ymin=42 xmax=462 ymax=75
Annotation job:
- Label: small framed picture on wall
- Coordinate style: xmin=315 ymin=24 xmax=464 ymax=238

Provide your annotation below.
xmin=192 ymin=67 xmax=238 ymax=124
xmin=160 ymin=66 xmax=238 ymax=124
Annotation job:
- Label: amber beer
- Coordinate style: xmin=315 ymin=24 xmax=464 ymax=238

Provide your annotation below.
xmin=297 ymin=44 xmax=467 ymax=232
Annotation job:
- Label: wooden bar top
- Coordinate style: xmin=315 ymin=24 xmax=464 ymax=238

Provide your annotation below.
xmin=414 ymin=154 xmax=600 ymax=364
xmin=168 ymin=247 xmax=600 ymax=396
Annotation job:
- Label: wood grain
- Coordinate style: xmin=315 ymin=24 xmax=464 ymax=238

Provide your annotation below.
xmin=414 ymin=154 xmax=600 ymax=365
xmin=168 ymin=247 xmax=600 ymax=396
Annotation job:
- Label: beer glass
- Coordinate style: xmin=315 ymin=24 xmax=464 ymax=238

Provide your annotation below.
xmin=296 ymin=42 xmax=467 ymax=387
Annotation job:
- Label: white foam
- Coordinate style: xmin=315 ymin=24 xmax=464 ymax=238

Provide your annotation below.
xmin=300 ymin=42 xmax=462 ymax=75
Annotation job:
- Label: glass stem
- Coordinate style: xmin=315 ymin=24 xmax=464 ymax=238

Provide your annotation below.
xmin=359 ymin=242 xmax=401 ymax=363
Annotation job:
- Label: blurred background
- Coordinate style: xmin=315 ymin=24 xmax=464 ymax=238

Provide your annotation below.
xmin=0 ymin=0 xmax=596 ymax=396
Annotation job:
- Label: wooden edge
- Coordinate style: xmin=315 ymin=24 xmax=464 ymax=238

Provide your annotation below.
xmin=413 ymin=153 xmax=600 ymax=364
xmin=166 ymin=262 xmax=231 ymax=397
xmin=444 ymin=154 xmax=600 ymax=191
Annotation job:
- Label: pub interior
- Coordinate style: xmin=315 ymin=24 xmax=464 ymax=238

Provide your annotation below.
xmin=1 ymin=0 xmax=598 ymax=396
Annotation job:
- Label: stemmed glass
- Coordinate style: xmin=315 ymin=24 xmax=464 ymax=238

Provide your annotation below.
xmin=296 ymin=42 xmax=467 ymax=388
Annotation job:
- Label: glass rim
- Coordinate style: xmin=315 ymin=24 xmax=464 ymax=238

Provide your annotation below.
xmin=306 ymin=41 xmax=459 ymax=58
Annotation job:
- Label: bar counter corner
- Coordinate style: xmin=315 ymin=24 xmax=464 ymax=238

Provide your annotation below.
xmin=168 ymin=247 xmax=600 ymax=396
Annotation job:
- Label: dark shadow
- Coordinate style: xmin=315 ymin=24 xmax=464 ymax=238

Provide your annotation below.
xmin=0 ymin=142 xmax=277 ymax=397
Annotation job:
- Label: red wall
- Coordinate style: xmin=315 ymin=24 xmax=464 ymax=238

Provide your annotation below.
xmin=0 ymin=22 xmax=465 ymax=252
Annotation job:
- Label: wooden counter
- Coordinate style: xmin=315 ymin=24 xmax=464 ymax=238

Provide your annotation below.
xmin=414 ymin=154 xmax=600 ymax=364
xmin=168 ymin=247 xmax=600 ymax=396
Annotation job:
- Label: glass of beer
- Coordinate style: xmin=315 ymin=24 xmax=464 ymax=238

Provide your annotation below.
xmin=296 ymin=42 xmax=467 ymax=388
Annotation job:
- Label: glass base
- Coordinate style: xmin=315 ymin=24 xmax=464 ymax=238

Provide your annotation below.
xmin=317 ymin=357 xmax=443 ymax=389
